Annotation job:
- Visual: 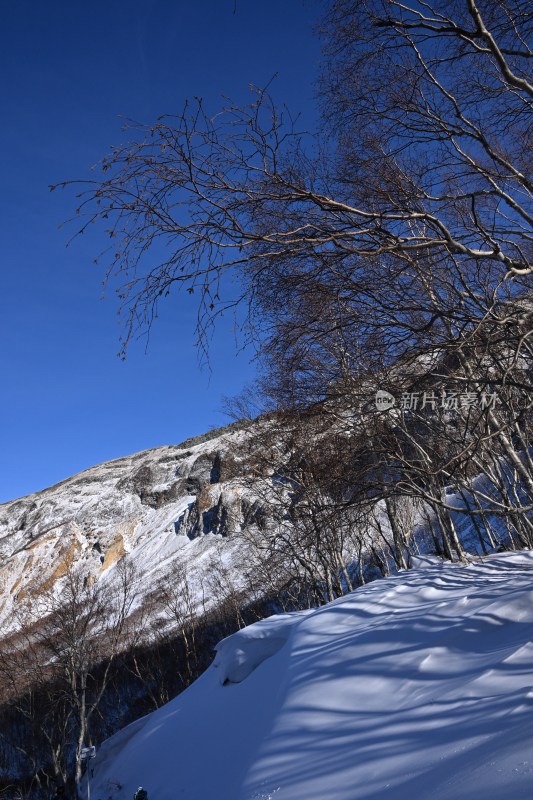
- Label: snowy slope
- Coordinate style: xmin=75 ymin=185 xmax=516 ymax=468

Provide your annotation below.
xmin=0 ymin=423 xmax=261 ymax=637
xmin=88 ymin=552 xmax=533 ymax=800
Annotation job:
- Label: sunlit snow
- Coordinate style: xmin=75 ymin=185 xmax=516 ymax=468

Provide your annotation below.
xmin=87 ymin=551 xmax=533 ymax=800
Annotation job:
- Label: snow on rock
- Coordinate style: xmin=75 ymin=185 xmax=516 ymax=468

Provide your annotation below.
xmin=213 ymin=611 xmax=312 ymax=684
xmin=0 ymin=425 xmax=257 ymax=637
xmin=87 ymin=551 xmax=533 ymax=800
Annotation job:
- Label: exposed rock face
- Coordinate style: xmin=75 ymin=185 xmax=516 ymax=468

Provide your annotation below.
xmin=0 ymin=422 xmax=265 ymax=637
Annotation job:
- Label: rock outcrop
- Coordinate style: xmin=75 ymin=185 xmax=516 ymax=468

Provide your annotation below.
xmin=0 ymin=421 xmax=266 ymax=637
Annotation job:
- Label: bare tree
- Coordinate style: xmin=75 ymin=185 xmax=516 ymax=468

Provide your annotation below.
xmin=57 ymin=1 xmax=530 ymax=361
xmin=0 ymin=562 xmax=139 ymax=797
xmin=156 ymin=565 xmax=209 ymax=685
xmin=228 ymin=410 xmax=383 ymax=605
xmin=57 ymin=1 xmax=532 ymax=563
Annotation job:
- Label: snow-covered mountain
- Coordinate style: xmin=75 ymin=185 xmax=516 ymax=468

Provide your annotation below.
xmin=0 ymin=422 xmax=263 ymax=638
xmin=87 ymin=551 xmax=533 ymax=800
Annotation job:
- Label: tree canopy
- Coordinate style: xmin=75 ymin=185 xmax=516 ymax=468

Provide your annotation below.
xmin=59 ymin=0 xmax=531 ymax=376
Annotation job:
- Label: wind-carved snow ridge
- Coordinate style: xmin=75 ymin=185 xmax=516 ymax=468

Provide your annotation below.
xmin=213 ymin=611 xmax=312 ymax=685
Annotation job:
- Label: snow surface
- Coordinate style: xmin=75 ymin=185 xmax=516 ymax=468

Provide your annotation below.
xmin=87 ymin=552 xmax=533 ymax=800
xmin=213 ymin=611 xmax=312 ymax=685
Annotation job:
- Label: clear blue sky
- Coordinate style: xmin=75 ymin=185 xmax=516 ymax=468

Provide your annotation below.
xmin=0 ymin=0 xmax=321 ymax=503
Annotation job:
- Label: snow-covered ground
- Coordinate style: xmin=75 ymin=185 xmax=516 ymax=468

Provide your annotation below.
xmin=87 ymin=551 xmax=533 ymax=800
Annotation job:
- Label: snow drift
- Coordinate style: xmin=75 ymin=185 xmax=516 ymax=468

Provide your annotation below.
xmin=213 ymin=610 xmax=311 ymax=685
xmin=87 ymin=552 xmax=533 ymax=800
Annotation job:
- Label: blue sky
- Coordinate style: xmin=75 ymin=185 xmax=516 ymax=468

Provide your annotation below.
xmin=0 ymin=0 xmax=321 ymax=503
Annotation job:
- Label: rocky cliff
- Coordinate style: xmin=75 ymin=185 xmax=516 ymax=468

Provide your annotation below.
xmin=0 ymin=421 xmax=268 ymax=638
